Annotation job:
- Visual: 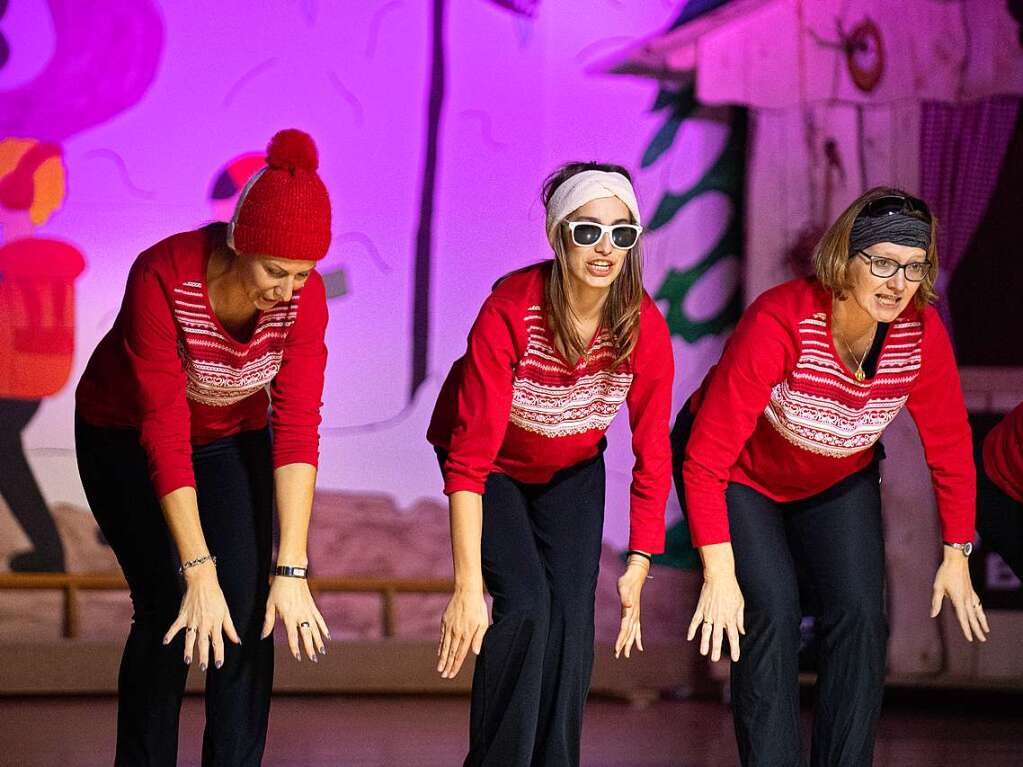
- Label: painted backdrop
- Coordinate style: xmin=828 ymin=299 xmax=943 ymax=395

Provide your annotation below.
xmin=0 ymin=0 xmax=741 ymax=601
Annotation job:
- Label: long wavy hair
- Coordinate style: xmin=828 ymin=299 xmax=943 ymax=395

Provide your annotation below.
xmin=812 ymin=185 xmax=939 ymax=310
xmin=541 ymin=161 xmax=645 ymax=367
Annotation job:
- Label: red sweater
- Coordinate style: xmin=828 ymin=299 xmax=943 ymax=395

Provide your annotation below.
xmin=427 ymin=263 xmax=674 ymax=554
xmin=984 ymin=402 xmax=1023 ymax=504
xmin=683 ymin=278 xmax=975 ymax=548
xmin=76 ymin=227 xmax=328 ymax=498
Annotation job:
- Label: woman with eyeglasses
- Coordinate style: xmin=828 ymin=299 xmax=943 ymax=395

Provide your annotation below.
xmin=671 ymin=187 xmax=989 ymax=766
xmin=427 ymin=162 xmax=673 ymax=766
xmin=75 ymin=129 xmax=331 ymax=765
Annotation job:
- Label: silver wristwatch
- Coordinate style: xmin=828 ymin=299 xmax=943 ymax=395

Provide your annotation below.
xmin=943 ymin=541 xmax=973 ymax=557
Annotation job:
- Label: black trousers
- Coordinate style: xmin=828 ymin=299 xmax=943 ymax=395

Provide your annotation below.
xmin=976 ymin=448 xmax=1023 ymax=579
xmin=75 ymin=416 xmax=275 ymax=767
xmin=672 ymin=408 xmax=888 ymax=767
xmin=438 ymin=446 xmax=606 ymax=767
xmin=0 ymin=398 xmax=65 ymax=571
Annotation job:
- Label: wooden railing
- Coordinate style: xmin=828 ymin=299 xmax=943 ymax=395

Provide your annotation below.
xmin=0 ymin=573 xmax=454 ymax=640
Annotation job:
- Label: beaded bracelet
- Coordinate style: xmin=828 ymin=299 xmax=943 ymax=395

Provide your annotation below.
xmin=178 ymin=553 xmax=216 ymax=575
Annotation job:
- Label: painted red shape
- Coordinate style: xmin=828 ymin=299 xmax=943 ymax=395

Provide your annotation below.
xmin=0 ymin=237 xmax=85 ymax=398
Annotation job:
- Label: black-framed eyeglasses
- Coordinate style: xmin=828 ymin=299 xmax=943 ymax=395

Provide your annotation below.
xmin=855 ymin=250 xmax=931 ymax=282
xmin=861 ymin=193 xmax=932 ymax=223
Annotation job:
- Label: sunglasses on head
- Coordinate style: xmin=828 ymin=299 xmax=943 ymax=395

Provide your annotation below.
xmin=861 ymin=193 xmax=932 ymax=223
xmin=564 ymin=220 xmax=643 ymax=250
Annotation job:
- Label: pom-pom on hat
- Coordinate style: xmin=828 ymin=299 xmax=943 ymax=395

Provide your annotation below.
xmin=228 ymin=129 xmax=332 ymax=261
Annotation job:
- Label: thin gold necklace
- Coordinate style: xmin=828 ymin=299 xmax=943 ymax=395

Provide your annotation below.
xmin=838 ymin=325 xmax=877 ymax=382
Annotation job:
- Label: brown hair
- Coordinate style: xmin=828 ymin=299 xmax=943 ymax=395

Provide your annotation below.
xmin=812 ymin=186 xmax=939 ymax=309
xmin=541 ymin=162 xmax=645 ymax=367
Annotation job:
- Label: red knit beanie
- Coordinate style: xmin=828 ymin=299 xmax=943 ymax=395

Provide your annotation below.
xmin=228 ymin=129 xmax=332 ymax=261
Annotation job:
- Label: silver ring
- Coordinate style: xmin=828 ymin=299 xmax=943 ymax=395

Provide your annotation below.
xmin=185 ymin=627 xmax=196 ymax=633
xmin=300 ymin=621 xmax=311 ymax=629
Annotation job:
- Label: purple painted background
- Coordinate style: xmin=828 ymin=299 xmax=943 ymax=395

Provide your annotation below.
xmin=1 ymin=0 xmax=734 ymax=554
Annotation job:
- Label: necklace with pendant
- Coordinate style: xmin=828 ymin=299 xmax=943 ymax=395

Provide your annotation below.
xmin=839 ymin=325 xmax=876 ymax=382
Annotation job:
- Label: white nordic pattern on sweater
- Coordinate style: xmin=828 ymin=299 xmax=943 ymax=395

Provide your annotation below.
xmin=763 ymin=313 xmax=923 ymax=457
xmin=509 ymin=305 xmax=634 ymax=438
xmin=172 ymin=281 xmax=299 ymax=407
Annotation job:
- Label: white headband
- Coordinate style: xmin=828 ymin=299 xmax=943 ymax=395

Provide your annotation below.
xmin=545 ymin=170 xmax=641 ymax=247
xmin=226 ymin=167 xmax=267 ymax=252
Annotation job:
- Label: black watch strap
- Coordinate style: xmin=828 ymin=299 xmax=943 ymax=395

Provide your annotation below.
xmin=274 ymin=564 xmax=309 ymax=578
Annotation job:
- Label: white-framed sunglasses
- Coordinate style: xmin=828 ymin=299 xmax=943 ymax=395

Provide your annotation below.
xmin=564 ymin=220 xmax=643 ymax=251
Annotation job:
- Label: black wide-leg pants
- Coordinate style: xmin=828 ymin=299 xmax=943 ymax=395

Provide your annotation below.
xmin=76 ymin=416 xmax=275 ymax=767
xmin=672 ymin=408 xmax=888 ymax=767
xmin=439 ymin=446 xmax=607 ymax=767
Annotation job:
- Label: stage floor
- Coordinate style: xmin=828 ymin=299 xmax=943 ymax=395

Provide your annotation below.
xmin=1 ymin=690 xmax=1020 ymax=766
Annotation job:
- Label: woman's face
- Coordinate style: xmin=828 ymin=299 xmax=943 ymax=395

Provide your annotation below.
xmin=237 ymin=255 xmax=317 ymax=310
xmin=561 ymin=196 xmax=633 ymax=294
xmin=846 ymin=241 xmax=928 ymax=323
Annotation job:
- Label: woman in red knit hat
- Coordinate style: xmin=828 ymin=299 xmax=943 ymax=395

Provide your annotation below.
xmin=76 ymin=129 xmax=331 ymax=766
xmin=428 ymin=162 xmax=673 ymax=767
xmin=672 ymin=187 xmax=989 ymax=767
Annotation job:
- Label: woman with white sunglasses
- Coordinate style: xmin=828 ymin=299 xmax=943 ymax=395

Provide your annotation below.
xmin=428 ymin=161 xmax=674 ymax=766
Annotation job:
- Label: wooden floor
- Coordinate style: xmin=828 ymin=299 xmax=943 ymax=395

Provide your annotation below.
xmin=1 ymin=690 xmax=1020 ymax=766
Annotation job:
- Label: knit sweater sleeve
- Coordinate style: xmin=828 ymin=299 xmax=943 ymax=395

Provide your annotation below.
xmin=442 ymin=294 xmax=521 ymax=495
xmin=682 ymin=292 xmax=797 ymax=547
xmin=121 ymin=251 xmax=195 ymax=498
xmin=624 ymin=298 xmax=674 ymax=554
xmin=904 ymin=307 xmax=976 ymax=543
xmin=270 ymin=271 xmax=328 ymax=470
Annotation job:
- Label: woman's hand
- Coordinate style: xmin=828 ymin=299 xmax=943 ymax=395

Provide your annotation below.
xmin=931 ymin=548 xmax=990 ymax=642
xmin=614 ymin=555 xmax=650 ymax=659
xmin=163 ymin=562 xmax=241 ymax=671
xmin=262 ymin=575 xmax=330 ymax=662
xmin=688 ymin=542 xmax=745 ymax=662
xmin=437 ymin=586 xmax=489 ymax=679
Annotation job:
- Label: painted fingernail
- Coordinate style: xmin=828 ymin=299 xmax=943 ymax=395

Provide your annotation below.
xmin=319 ymin=646 xmax=327 ymax=655
xmin=311 ymin=655 xmax=318 ymax=664
xmin=184 ymin=657 xmax=191 ymax=665
xmin=216 ymin=660 xmax=223 ymax=669
xmin=200 ymin=663 xmax=207 ymax=672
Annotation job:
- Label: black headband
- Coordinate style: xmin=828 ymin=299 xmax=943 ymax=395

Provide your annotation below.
xmin=850 ymin=212 xmax=931 ymax=253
